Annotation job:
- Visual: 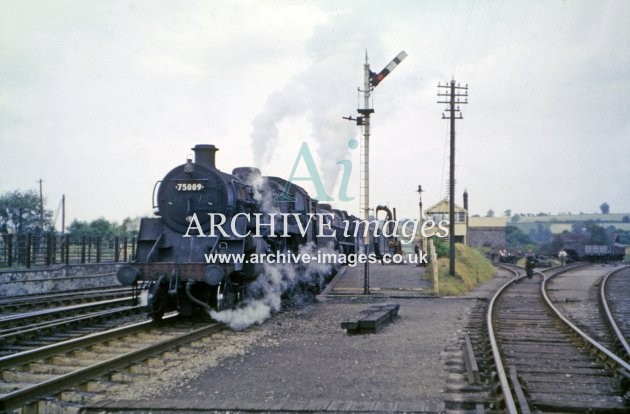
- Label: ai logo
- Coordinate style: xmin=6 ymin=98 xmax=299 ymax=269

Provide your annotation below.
xmin=275 ymin=139 xmax=358 ymax=202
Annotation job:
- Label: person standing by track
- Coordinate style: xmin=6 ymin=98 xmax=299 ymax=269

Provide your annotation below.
xmin=525 ymin=249 xmax=537 ymax=278
xmin=558 ymin=249 xmax=568 ymax=266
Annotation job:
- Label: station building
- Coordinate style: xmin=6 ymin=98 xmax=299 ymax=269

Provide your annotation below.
xmin=425 ymin=197 xmax=468 ymax=244
xmin=423 ymin=192 xmax=507 ymax=249
xmin=468 ymin=216 xmax=507 ymax=248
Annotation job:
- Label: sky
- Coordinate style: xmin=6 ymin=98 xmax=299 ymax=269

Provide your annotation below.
xmin=1 ymin=0 xmax=629 ymax=229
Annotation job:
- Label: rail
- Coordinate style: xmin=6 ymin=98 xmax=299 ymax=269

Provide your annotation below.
xmin=486 ymin=264 xmax=519 ymax=414
xmin=491 ymin=263 xmax=630 ymax=412
xmin=600 ymin=265 xmax=630 ymax=358
xmin=0 ymin=315 xmax=224 ymax=412
xmin=542 ymin=267 xmax=630 ymax=371
xmin=0 ymin=297 xmax=133 ymax=325
xmin=0 ymin=286 xmax=132 ymax=308
xmin=0 ymin=305 xmax=143 ymax=346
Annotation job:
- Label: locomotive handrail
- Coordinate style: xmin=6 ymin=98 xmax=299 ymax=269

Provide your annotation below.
xmin=146 ymin=233 xmax=163 ymax=263
xmin=152 ymin=180 xmax=162 ymax=210
xmin=208 ymin=233 xmax=224 ymax=255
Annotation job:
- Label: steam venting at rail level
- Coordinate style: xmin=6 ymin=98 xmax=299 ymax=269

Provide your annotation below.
xmin=209 ymin=242 xmax=335 ymax=330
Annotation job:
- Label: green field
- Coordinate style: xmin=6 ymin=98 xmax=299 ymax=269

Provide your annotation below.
xmin=509 ymin=213 xmax=630 ymax=235
xmin=514 ymin=213 xmax=630 ymax=223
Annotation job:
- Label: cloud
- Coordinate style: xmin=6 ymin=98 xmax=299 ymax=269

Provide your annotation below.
xmin=1 ymin=0 xmax=629 ymax=223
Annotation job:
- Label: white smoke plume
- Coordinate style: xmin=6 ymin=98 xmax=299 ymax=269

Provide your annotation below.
xmin=250 ymin=12 xmax=385 ymax=192
xmin=209 ymin=242 xmax=336 ymax=330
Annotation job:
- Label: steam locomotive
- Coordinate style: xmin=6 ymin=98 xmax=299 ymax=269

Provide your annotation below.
xmin=116 ymin=144 xmax=361 ymax=321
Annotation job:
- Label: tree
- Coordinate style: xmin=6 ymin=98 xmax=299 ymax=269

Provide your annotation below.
xmin=66 ymin=219 xmax=91 ymax=235
xmin=529 ymin=223 xmax=553 ymax=243
xmin=0 ymin=190 xmax=53 ymax=233
xmin=485 ymin=209 xmax=495 ymax=218
xmin=504 ymin=209 xmax=512 ymax=217
xmin=617 ymin=229 xmax=630 ymax=244
xmin=571 ymin=221 xmax=609 ymax=245
xmin=120 ymin=217 xmax=141 ymax=237
xmin=90 ymin=218 xmax=117 ymax=236
xmin=599 ymin=202 xmax=610 ymax=214
xmin=67 ymin=216 xmax=140 ymax=238
xmin=506 ymin=225 xmax=532 ymax=248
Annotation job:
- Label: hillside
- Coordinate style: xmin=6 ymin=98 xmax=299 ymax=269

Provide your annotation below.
xmin=508 ymin=213 xmax=630 ymax=235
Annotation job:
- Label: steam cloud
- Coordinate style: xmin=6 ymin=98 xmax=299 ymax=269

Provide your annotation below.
xmin=250 ymin=12 xmax=384 ymax=192
xmin=222 ymin=13 xmax=385 ymax=331
xmin=209 ymin=242 xmax=335 ymax=330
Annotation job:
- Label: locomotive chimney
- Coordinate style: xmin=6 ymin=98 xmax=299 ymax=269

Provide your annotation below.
xmin=463 ymin=190 xmax=468 ymax=212
xmin=192 ymin=144 xmax=218 ymax=169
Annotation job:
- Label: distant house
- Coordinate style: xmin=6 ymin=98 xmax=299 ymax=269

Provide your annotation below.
xmin=468 ymin=216 xmax=507 ymax=248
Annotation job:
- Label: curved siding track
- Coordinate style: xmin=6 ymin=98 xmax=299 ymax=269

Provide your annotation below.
xmin=489 ymin=265 xmax=629 ymax=413
xmin=546 ymin=265 xmax=621 ymax=352
xmin=602 ymin=266 xmax=630 ymax=359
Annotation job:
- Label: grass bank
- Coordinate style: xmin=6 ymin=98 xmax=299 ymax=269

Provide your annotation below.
xmin=425 ymin=244 xmax=495 ymax=296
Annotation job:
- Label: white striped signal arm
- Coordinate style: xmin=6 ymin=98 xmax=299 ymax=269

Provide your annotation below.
xmin=370 ymin=51 xmax=407 ymax=87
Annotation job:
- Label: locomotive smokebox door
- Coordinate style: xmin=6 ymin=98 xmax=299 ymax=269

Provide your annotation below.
xmin=203 ymin=265 xmax=225 ymax=286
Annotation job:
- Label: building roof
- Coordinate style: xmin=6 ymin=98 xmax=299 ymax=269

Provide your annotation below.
xmin=426 ymin=197 xmax=466 ymax=213
xmin=469 ymin=216 xmax=507 ymax=228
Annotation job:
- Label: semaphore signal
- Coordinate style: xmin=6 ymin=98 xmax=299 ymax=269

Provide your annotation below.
xmin=344 ymin=50 xmax=407 ymax=294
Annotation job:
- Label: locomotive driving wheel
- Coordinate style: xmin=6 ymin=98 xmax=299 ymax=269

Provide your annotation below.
xmin=148 ymin=276 xmax=168 ymax=322
xmin=210 ymin=279 xmax=237 ymax=311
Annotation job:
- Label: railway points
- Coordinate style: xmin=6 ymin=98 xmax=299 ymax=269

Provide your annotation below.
xmin=487 ymin=264 xmax=629 ymax=412
xmin=1 ymin=241 xmax=628 ymax=413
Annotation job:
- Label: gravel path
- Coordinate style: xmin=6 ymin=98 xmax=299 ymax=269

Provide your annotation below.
xmin=100 ymin=297 xmax=474 ymax=411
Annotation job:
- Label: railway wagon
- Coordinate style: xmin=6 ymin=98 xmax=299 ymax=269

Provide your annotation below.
xmin=583 ymin=244 xmax=626 ymax=262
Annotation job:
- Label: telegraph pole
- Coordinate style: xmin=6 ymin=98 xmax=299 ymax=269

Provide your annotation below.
xmin=437 ymin=80 xmax=468 ymax=276
xmin=345 ymin=50 xmax=407 ymax=294
xmin=38 ymin=179 xmax=44 ymax=229
xmin=61 ymin=194 xmax=66 ymax=235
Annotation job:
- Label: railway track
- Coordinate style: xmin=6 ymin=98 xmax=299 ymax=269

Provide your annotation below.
xmin=602 ymin=266 xmax=630 ymax=359
xmin=0 ymin=296 xmax=146 ymax=357
xmin=0 ymin=297 xmax=135 ymax=329
xmin=546 ymin=265 xmax=629 ymax=357
xmin=0 ymin=316 xmax=224 ymax=412
xmin=0 ymin=286 xmax=134 ymax=315
xmin=489 ymin=264 xmax=629 ymax=412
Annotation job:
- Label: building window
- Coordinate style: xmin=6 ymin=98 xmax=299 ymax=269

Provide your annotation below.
xmin=430 ymin=213 xmax=446 ymax=222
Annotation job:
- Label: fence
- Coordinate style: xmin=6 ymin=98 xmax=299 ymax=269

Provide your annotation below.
xmin=0 ymin=233 xmax=136 ymax=268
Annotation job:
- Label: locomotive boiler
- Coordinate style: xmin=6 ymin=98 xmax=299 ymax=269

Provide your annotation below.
xmin=116 ymin=144 xmax=335 ymax=321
